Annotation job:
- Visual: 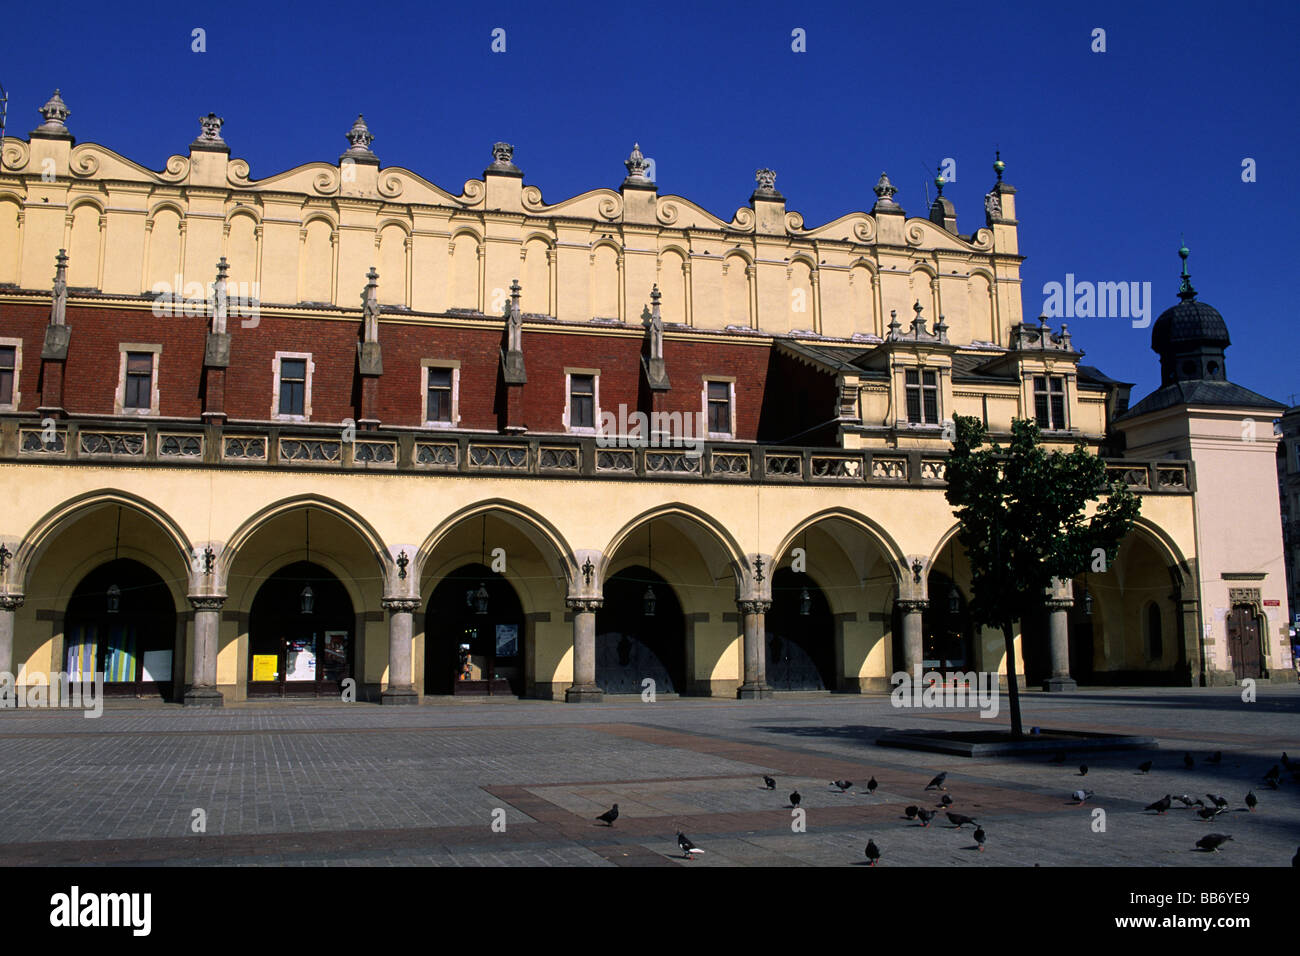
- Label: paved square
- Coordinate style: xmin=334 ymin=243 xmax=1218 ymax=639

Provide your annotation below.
xmin=0 ymin=687 xmax=1296 ymax=866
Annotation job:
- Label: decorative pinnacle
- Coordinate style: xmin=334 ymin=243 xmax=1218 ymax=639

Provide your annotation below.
xmin=37 ymin=89 xmax=71 ymax=130
xmin=509 ymin=277 xmax=521 ymax=301
xmin=935 ymin=163 xmax=946 ymax=195
xmin=196 ymin=112 xmax=225 ymax=143
xmin=874 ymin=172 xmax=898 ymax=201
xmin=650 ymin=283 xmax=661 ymax=308
xmin=625 ymin=143 xmax=650 ymax=180
xmin=755 ymin=168 xmax=777 ymax=192
xmin=346 ymin=115 xmax=374 ymax=152
xmin=993 ymin=150 xmax=1005 ymax=182
xmin=216 ymin=257 xmax=229 ymax=281
xmin=1177 ymin=238 xmax=1196 ymax=301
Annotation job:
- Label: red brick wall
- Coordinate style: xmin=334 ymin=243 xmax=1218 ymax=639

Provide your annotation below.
xmin=0 ymin=303 xmax=807 ymax=441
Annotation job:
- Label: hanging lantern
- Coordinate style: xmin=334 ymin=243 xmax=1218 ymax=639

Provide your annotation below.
xmin=643 ymin=584 xmax=657 ymax=617
xmin=300 ymin=584 xmax=315 ymax=615
xmin=948 ymin=583 xmax=960 ymax=615
xmin=106 ymin=584 xmax=121 ymax=614
xmin=474 ymin=582 xmax=490 ymax=615
xmin=1083 ymin=587 xmax=1093 ymax=616
xmin=799 ymin=587 xmax=811 ymax=616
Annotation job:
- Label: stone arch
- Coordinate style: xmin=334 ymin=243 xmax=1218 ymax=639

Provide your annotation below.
xmin=224 ymin=210 xmax=259 ymax=291
xmin=13 ymin=489 xmax=194 ymax=594
xmin=0 ymin=195 xmax=22 ymax=285
xmin=602 ymin=503 xmax=747 ymax=597
xmin=449 ymin=230 xmax=481 ymax=310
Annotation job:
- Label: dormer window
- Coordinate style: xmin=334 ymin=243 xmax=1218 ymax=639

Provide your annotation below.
xmin=1034 ymin=375 xmax=1067 ymax=430
xmin=905 ymin=368 xmax=939 ymax=424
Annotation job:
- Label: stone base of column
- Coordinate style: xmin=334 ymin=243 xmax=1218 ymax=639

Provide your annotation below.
xmin=565 ymin=683 xmax=603 ymax=703
xmin=1042 ymin=677 xmax=1078 ymax=692
xmin=381 ymin=687 xmax=420 ymax=705
xmin=737 ymin=682 xmax=774 ymax=699
xmin=183 ymin=688 xmax=224 ymax=708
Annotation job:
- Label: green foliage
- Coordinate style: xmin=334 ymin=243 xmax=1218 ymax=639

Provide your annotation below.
xmin=944 ymin=416 xmax=1141 ymax=631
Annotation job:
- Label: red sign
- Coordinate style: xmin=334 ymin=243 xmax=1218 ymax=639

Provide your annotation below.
xmin=1264 ymin=599 xmax=1281 ymax=606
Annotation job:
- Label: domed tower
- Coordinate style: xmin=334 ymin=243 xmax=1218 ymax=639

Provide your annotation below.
xmin=1150 ymin=243 xmax=1232 ymax=386
xmin=1114 ymin=243 xmax=1289 ymax=687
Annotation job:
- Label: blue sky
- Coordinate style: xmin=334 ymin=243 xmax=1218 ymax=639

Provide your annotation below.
xmin=5 ymin=0 xmax=1297 ymax=406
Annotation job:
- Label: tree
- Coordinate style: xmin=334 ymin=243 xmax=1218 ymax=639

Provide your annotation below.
xmin=944 ymin=416 xmax=1141 ymax=737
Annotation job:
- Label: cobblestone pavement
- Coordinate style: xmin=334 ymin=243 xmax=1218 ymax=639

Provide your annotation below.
xmin=0 ymin=686 xmax=1296 ymax=866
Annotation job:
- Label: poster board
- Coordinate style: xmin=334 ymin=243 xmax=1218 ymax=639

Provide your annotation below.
xmin=495 ymin=624 xmax=518 ymax=657
xmin=252 ymin=654 xmax=278 ymax=682
xmin=141 ymin=650 xmax=172 ymax=683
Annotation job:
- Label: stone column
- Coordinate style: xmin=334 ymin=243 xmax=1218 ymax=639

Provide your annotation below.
xmin=0 ymin=595 xmax=24 ymax=679
xmin=1044 ymin=596 xmax=1077 ymax=692
xmin=737 ymin=599 xmax=773 ymax=699
xmin=565 ymin=598 xmax=603 ymax=702
xmin=382 ymin=598 xmax=421 ymax=704
xmin=897 ymin=600 xmax=927 ymax=677
xmin=184 ymin=596 xmax=225 ymax=707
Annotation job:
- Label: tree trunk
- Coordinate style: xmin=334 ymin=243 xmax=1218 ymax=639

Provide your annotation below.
xmin=1002 ymin=619 xmax=1023 ymax=738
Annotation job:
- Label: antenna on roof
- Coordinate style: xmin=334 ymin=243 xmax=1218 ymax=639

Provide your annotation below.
xmin=920 ymin=161 xmax=932 ymax=208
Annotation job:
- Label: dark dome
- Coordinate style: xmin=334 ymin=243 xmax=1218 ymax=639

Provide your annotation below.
xmin=1151 ymin=299 xmax=1230 ymax=353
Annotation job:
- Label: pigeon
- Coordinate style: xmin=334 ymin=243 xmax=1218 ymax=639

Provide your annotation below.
xmin=1184 ymin=752 xmax=1195 ymax=770
xmin=925 ymin=772 xmax=948 ymax=791
xmin=1264 ymin=775 xmax=1280 ymax=790
xmin=1264 ymin=764 xmax=1281 ymax=784
xmin=763 ymin=775 xmax=776 ymax=790
xmin=1145 ymin=795 xmax=1172 ymax=814
xmin=917 ymin=808 xmax=935 ymax=827
xmin=864 ymin=839 xmax=880 ymax=866
xmin=1072 ymin=789 xmax=1094 ymax=804
xmin=1173 ymin=794 xmax=1203 ymax=808
xmin=1207 ymin=751 xmax=1222 ymax=765
xmin=1196 ymin=833 xmax=1233 ymax=853
xmin=937 ymin=794 xmax=953 ymax=808
xmin=1138 ymin=760 xmax=1153 ymax=774
xmin=831 ymin=780 xmax=853 ymax=793
xmin=947 ymin=812 xmax=978 ymax=828
xmin=904 ymin=805 xmax=919 ymax=820
xmin=1050 ymin=751 xmax=1067 ymax=764
xmin=1078 ymin=764 xmax=1088 ymax=777
xmin=596 ymin=804 xmax=619 ymax=826
xmin=973 ymin=826 xmax=986 ymax=851
xmin=789 ymin=790 xmax=801 ymax=809
xmin=677 ymin=832 xmax=704 ymax=859
xmin=1206 ymin=793 xmax=1229 ymax=810
xmin=1197 ymin=806 xmax=1224 ymax=820
xmin=1245 ymin=790 xmax=1257 ymax=812
xmin=866 ymin=777 xmax=878 ymax=795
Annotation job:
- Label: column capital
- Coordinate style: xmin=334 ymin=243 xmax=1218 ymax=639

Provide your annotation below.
xmin=896 ymin=599 xmax=929 ymax=613
xmin=0 ymin=594 xmax=24 ymax=611
xmin=188 ymin=595 xmax=226 ymax=611
xmin=566 ymin=597 xmax=604 ymax=613
xmin=382 ymin=597 xmax=422 ymax=614
xmin=1044 ymin=597 xmax=1074 ymax=610
xmin=736 ymin=599 xmax=771 ymax=615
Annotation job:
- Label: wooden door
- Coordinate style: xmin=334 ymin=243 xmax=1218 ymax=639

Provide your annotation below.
xmin=1226 ymin=606 xmax=1262 ymax=680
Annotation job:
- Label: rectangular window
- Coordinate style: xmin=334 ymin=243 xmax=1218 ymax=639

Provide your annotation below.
xmin=570 ymin=374 xmax=595 ymax=429
xmin=905 ymin=368 xmax=939 ymax=424
xmin=0 ymin=346 xmax=14 ymax=406
xmin=707 ymin=381 xmax=732 ymax=435
xmin=123 ymin=352 xmax=154 ymax=409
xmin=279 ymin=359 xmax=307 ymax=416
xmin=427 ymin=367 xmax=453 ymax=422
xmin=1034 ymin=375 xmax=1066 ymax=430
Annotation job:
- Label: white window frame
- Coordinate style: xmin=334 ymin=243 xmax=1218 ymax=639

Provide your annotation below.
xmin=702 ymin=376 xmax=736 ymax=439
xmin=564 ymin=367 xmax=601 ymax=434
xmin=0 ymin=337 xmax=23 ymax=411
xmin=272 ymin=351 xmax=314 ymax=422
xmin=115 ymin=343 xmax=162 ymax=416
xmin=421 ymin=359 xmax=461 ymax=429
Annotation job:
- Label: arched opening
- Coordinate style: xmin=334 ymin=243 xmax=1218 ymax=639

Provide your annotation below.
xmin=766 ymin=567 xmax=834 ymax=690
xmin=248 ymin=561 xmax=355 ymax=697
xmin=424 ymin=563 xmax=525 ymax=696
xmin=891 ymin=570 xmax=976 ymax=678
xmin=595 ymin=566 xmax=685 ymax=694
xmin=65 ymin=558 xmax=177 ymax=698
